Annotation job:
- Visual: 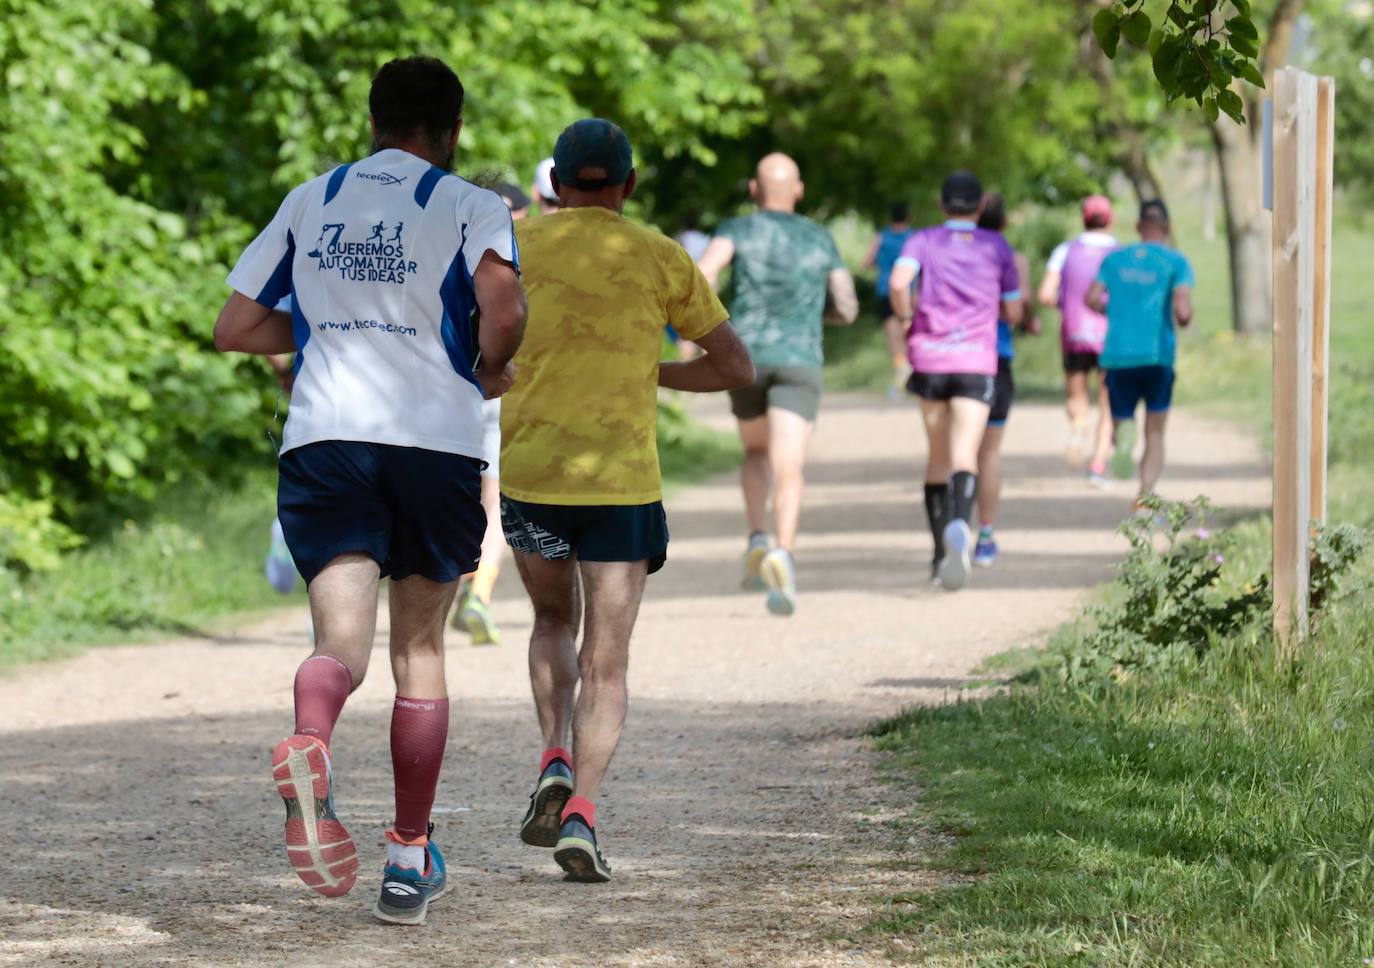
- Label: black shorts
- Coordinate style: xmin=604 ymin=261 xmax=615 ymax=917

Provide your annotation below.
xmin=501 ymin=497 xmax=669 ymax=575
xmin=906 ymin=371 xmax=996 ymax=405
xmin=877 ymin=295 xmax=895 ymax=320
xmin=1063 ymin=350 xmax=1101 ymax=374
xmin=988 ymin=357 xmax=1015 ymax=426
xmin=728 ymin=365 xmax=824 ymax=422
xmin=278 ymin=441 xmax=485 ymax=585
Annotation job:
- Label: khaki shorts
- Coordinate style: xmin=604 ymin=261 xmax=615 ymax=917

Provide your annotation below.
xmin=728 ymin=365 xmax=824 ymax=422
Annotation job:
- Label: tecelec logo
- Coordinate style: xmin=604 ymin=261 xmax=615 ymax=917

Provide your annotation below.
xmin=356 ymin=170 xmax=407 ymax=187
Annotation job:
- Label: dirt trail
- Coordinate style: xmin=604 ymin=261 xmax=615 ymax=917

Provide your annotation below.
xmin=0 ymin=394 xmax=1269 ymax=967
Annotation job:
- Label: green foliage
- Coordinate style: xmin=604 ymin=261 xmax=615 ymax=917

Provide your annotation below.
xmin=1052 ymin=497 xmax=1272 ymax=684
xmin=869 ymin=566 xmax=1374 ymax=963
xmin=1091 ymin=1 xmax=1265 ymax=121
xmin=0 ymin=0 xmax=277 ymax=571
xmin=656 ymin=398 xmax=741 ymax=487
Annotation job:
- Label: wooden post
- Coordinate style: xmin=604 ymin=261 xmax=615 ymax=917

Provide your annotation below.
xmin=1311 ymin=77 xmax=1336 ymax=525
xmin=1271 ymin=67 xmax=1318 ymax=651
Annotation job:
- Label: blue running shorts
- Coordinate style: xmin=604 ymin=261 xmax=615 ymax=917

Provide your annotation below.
xmin=278 ymin=441 xmax=485 ymax=585
xmin=1105 ymin=365 xmax=1175 ymax=420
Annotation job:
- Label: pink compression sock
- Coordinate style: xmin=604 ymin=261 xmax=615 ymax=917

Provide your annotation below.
xmin=292 ymin=655 xmax=353 ymax=747
xmin=562 ymin=795 xmax=597 ymax=828
xmin=541 ymin=747 xmax=573 ymax=773
xmin=390 ymin=696 xmax=450 ymax=840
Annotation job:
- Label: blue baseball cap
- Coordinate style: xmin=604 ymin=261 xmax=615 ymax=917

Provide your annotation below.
xmin=552 ymin=118 xmax=634 ymax=191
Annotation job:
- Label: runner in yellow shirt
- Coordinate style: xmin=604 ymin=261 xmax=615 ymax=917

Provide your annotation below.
xmin=501 ymin=118 xmax=754 ymax=883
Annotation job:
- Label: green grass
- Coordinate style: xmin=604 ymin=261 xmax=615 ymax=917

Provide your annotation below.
xmin=0 ymin=472 xmax=303 ymax=670
xmin=865 ymin=196 xmax=1374 ymax=961
xmin=0 ymin=414 xmax=738 ymax=671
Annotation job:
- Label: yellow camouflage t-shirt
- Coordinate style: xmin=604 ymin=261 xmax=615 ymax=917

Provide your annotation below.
xmin=501 ymin=207 xmax=727 ymax=505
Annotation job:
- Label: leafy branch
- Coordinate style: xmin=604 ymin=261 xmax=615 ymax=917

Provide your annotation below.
xmin=1091 ymin=0 xmax=1264 ymax=122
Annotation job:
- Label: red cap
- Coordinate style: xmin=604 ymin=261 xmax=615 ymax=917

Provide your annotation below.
xmin=1082 ymin=194 xmax=1114 ymax=228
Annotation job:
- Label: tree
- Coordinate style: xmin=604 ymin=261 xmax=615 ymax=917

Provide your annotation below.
xmin=1210 ymin=0 xmax=1304 ymax=336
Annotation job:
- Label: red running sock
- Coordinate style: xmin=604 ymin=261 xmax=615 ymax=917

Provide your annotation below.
xmin=540 ymin=746 xmax=573 ymax=773
xmin=562 ymin=795 xmax=596 ymax=828
xmin=292 ymin=655 xmax=353 ymax=747
xmin=390 ymin=696 xmax=450 ymax=840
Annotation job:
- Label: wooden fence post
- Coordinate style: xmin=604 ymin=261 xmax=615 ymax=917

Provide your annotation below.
xmin=1271 ymin=67 xmax=1318 ymax=652
xmin=1311 ymin=77 xmax=1336 ymax=526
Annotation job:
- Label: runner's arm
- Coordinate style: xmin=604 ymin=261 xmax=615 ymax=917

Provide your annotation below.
xmin=824 ymin=268 xmax=859 ymax=325
xmin=1037 ymin=269 xmax=1062 ymax=308
xmin=697 ymin=237 xmax=735 ymax=288
xmin=213 ymin=293 xmax=296 ymax=354
xmin=658 ymin=321 xmax=754 ymax=392
xmin=1173 ymin=284 xmax=1194 ymax=328
xmin=472 ymin=250 xmax=527 ymax=398
xmin=887 ymin=261 xmax=917 ymax=323
xmin=1084 ymin=280 xmax=1108 ymax=314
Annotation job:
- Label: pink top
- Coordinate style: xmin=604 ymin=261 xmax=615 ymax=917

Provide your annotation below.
xmin=1048 ymin=231 xmax=1118 ymax=353
xmin=895 ymin=221 xmax=1020 ymax=376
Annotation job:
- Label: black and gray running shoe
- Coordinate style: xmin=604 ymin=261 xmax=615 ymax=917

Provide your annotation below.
xmin=553 ymin=813 xmax=612 ymax=883
xmin=519 ymin=756 xmax=574 ymax=847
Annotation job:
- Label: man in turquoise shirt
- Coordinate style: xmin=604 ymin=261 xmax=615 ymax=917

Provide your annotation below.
xmin=1085 ymin=200 xmax=1194 ymax=508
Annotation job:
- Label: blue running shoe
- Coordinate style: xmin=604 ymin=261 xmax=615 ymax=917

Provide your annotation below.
xmin=374 ymin=827 xmax=448 ymax=926
xmin=741 ymin=532 xmax=769 ymax=591
xmin=761 ymin=548 xmax=797 ymax=616
xmin=554 ymin=813 xmax=612 ymax=883
xmin=520 ymin=756 xmax=574 ymax=848
xmin=973 ymin=529 xmax=999 ymax=568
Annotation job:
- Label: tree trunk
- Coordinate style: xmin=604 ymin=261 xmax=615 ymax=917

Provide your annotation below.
xmin=1212 ymin=120 xmax=1271 ymax=336
xmin=1114 ymin=131 xmax=1165 ymax=204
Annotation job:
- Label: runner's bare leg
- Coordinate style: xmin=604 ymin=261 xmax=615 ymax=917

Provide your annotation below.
xmin=768 ymin=409 xmax=814 ymax=552
xmin=569 ymin=559 xmax=648 ymax=802
xmin=737 ymin=416 xmax=771 ymax=536
xmin=515 ymin=551 xmax=582 ymax=751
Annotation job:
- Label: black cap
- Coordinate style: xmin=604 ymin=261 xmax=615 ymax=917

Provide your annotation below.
xmin=1140 ymin=199 xmax=1170 ymax=223
xmin=553 ymin=118 xmax=634 ymax=190
xmin=941 ymin=171 xmax=983 ymax=213
xmin=493 ymin=181 xmax=531 ymax=212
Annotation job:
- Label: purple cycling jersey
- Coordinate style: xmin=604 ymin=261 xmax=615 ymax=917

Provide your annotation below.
xmin=1048 ymin=231 xmax=1118 ymax=354
xmin=896 ymin=221 xmax=1019 ymax=376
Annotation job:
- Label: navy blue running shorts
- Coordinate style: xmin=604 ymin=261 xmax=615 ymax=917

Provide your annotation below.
xmin=1105 ymin=365 xmax=1175 ymax=420
xmin=278 ymin=441 xmax=485 ymax=585
xmin=500 ymin=497 xmax=669 ymax=575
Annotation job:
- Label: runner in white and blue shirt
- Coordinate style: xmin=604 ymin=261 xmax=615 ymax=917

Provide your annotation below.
xmin=212 ymin=56 xmax=527 ymax=928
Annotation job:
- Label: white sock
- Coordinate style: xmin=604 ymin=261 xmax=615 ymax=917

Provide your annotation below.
xmin=387 ymin=842 xmax=425 ymax=873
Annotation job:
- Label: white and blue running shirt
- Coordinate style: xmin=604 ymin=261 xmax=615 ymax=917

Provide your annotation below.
xmin=226 ymin=148 xmax=518 ymax=458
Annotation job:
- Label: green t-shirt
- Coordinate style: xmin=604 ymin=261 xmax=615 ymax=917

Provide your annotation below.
xmin=716 ymin=211 xmax=843 ymax=368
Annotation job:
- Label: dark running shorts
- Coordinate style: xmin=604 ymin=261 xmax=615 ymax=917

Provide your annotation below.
xmin=988 ymin=357 xmax=1015 ymax=426
xmin=906 ymin=371 xmax=996 ymax=405
xmin=1105 ymin=365 xmax=1175 ymax=420
xmin=501 ymin=497 xmax=669 ymax=575
xmin=877 ymin=296 xmax=895 ymax=320
xmin=278 ymin=441 xmax=485 ymax=585
xmin=1063 ymin=350 xmax=1101 ymax=374
xmin=728 ymin=365 xmax=824 ymax=422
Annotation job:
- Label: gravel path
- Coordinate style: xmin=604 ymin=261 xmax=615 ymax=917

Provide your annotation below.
xmin=0 ymin=394 xmax=1269 ymax=967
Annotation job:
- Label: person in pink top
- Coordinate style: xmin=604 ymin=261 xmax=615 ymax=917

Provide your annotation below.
xmin=1037 ymin=195 xmax=1120 ymax=487
xmin=888 ymin=171 xmax=1022 ymax=592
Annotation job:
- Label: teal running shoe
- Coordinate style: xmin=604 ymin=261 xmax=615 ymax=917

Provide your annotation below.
xmin=741 ymin=532 xmax=769 ymax=591
xmin=373 ymin=827 xmax=448 ymax=926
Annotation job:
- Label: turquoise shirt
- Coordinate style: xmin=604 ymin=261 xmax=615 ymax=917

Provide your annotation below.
xmin=1096 ymin=243 xmax=1195 ymax=369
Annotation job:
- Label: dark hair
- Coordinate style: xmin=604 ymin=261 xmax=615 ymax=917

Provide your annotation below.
xmin=889 ymin=201 xmax=910 ymax=224
xmin=369 ymin=57 xmax=464 ymax=152
xmin=976 ymin=192 xmax=1007 ymax=231
xmin=1139 ymin=199 xmax=1170 ymax=224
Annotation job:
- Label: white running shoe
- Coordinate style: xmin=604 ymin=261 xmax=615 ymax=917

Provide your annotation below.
xmin=761 ymin=548 xmax=798 ymax=616
xmin=938 ymin=520 xmax=973 ymax=592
